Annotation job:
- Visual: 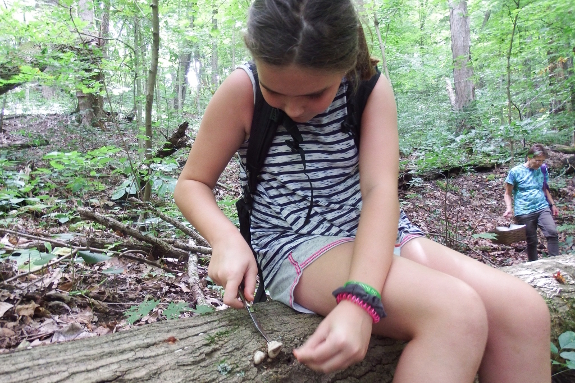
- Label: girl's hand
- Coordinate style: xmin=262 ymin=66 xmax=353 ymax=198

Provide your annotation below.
xmin=293 ymin=300 xmax=373 ymax=373
xmin=503 ymin=208 xmax=512 ymax=218
xmin=207 ymin=235 xmax=258 ymax=309
xmin=552 ymin=205 xmax=559 ymax=217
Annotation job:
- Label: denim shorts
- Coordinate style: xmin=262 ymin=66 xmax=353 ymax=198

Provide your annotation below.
xmin=267 ymin=212 xmax=424 ymax=313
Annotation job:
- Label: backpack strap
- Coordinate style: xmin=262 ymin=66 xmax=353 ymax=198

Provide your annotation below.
xmin=341 ymin=70 xmax=381 ymax=149
xmin=541 ymin=163 xmax=550 ymax=192
xmin=236 ymin=62 xmax=285 ymax=303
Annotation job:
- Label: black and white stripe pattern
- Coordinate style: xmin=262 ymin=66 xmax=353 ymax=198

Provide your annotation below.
xmin=237 ymin=65 xmax=361 ymax=287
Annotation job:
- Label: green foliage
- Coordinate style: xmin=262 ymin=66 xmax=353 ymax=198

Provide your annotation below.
xmin=191 ymin=304 xmax=215 ymax=315
xmin=30 ymin=146 xmax=121 ymax=197
xmin=472 ymin=232 xmax=497 ymax=240
xmin=217 ymin=197 xmax=239 ymax=226
xmin=552 ymin=331 xmax=575 ymax=371
xmin=124 ymin=299 xmax=160 ymax=325
xmin=77 ymin=251 xmax=111 ymax=265
xmin=163 ymin=302 xmax=192 ymax=320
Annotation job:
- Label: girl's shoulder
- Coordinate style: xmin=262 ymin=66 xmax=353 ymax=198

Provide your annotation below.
xmin=206 ymin=67 xmax=255 ymax=136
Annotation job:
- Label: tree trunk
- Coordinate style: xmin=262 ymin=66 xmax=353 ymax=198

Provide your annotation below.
xmin=1 ymin=255 xmax=574 ymax=382
xmin=142 ymin=0 xmax=160 ymax=203
xmin=76 ymin=0 xmax=102 ymax=127
xmin=506 ymin=0 xmax=520 ymax=163
xmin=134 ymin=16 xmax=144 ymax=160
xmin=211 ymin=7 xmax=218 ymax=89
xmin=448 ymin=0 xmax=474 ymax=111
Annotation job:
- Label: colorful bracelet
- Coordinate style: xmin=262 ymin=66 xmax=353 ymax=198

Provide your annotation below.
xmin=344 ymin=280 xmax=382 ymax=300
xmin=336 ymin=293 xmax=380 ymax=323
xmin=332 ymin=284 xmax=386 ymax=323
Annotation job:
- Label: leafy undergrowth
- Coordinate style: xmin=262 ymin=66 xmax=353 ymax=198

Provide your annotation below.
xmin=1 ymin=114 xmax=575 ymax=355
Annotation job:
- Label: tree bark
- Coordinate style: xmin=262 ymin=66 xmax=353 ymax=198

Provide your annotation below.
xmin=1 ymin=255 xmax=574 ymax=382
xmin=142 ymin=0 xmax=160 ymax=203
xmin=448 ymin=0 xmax=475 ymax=111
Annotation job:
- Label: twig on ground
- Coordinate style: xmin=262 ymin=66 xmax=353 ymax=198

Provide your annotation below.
xmin=163 ymin=238 xmax=211 ymax=255
xmin=117 ymin=250 xmax=179 ymax=274
xmin=78 ymin=207 xmax=189 ymax=260
xmin=188 ymin=252 xmax=208 ymax=307
xmin=127 ymin=197 xmax=209 ymax=247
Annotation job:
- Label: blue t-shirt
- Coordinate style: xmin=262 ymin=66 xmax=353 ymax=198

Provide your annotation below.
xmin=505 ymin=164 xmax=549 ymax=216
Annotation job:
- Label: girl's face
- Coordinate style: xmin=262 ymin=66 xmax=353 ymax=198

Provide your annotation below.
xmin=526 ymin=154 xmax=545 ymax=169
xmin=255 ymin=61 xmax=345 ymax=123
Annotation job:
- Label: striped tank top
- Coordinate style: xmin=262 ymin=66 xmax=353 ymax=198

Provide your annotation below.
xmin=237 ymin=64 xmax=361 ymax=287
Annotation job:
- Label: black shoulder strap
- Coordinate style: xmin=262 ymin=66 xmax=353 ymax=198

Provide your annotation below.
xmin=237 ymin=61 xmax=286 ymax=303
xmin=342 ymin=70 xmax=381 ymax=149
xmin=244 ymin=62 xmax=285 ymax=201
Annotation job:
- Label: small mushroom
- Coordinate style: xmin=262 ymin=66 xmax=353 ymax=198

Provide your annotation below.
xmin=253 ymin=350 xmax=266 ymax=365
xmin=267 ymin=341 xmax=283 ymax=359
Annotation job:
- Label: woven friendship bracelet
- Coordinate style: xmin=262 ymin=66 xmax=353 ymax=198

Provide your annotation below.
xmin=336 ymin=293 xmax=380 ymax=323
xmin=344 ymin=280 xmax=382 ymax=300
xmin=332 ymin=284 xmax=387 ymax=321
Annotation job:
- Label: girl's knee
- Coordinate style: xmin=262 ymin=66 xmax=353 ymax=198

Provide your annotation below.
xmin=519 ymin=288 xmax=550 ymax=330
xmin=422 ymin=280 xmax=489 ymax=345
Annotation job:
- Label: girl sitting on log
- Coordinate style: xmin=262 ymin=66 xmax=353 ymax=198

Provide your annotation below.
xmin=174 ymin=1 xmax=551 ymax=381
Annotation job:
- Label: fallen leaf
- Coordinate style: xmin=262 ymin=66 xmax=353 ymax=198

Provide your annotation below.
xmin=15 ymin=302 xmax=39 ymax=317
xmin=93 ymin=326 xmax=111 ymax=336
xmin=52 ymin=323 xmax=84 ymax=342
xmin=0 ymin=328 xmax=15 ymax=337
xmin=553 ymin=271 xmax=566 ymax=284
xmin=34 ymin=307 xmax=51 ymax=318
xmin=58 ymin=281 xmax=74 ymax=291
xmin=163 ymin=336 xmax=178 ymax=344
xmin=0 ymin=302 xmax=14 ymax=318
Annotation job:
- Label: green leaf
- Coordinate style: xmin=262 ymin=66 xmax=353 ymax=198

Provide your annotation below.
xmin=191 ymin=305 xmax=215 ymax=315
xmin=124 ymin=299 xmax=159 ymax=325
xmin=559 ymin=331 xmax=575 ymax=349
xmin=163 ymin=302 xmax=192 ymax=320
xmin=551 ymin=342 xmax=559 ymax=354
xmin=78 ymin=251 xmax=111 ymax=264
xmin=561 ymin=351 xmax=575 ymax=362
xmin=33 ymin=254 xmax=56 ymax=265
xmin=44 ymin=242 xmax=53 ymax=253
xmin=102 ymin=267 xmax=124 ymax=274
xmin=472 ymin=232 xmax=497 ymax=240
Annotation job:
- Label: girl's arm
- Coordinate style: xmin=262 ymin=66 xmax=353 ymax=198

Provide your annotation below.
xmin=503 ymin=183 xmax=514 ymax=217
xmin=348 ymin=74 xmax=400 ymax=297
xmin=173 ymin=69 xmax=258 ymax=308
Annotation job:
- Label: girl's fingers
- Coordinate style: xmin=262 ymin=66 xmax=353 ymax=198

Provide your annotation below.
xmin=295 ymin=329 xmax=358 ymax=373
xmin=293 ymin=323 xmax=330 ymax=362
xmin=222 ymin=278 xmax=243 ymax=308
xmin=242 ymin=264 xmax=258 ymax=302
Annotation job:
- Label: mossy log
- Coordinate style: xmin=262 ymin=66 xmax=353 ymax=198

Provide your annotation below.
xmin=1 ymin=255 xmax=574 ymax=383
xmin=552 ymin=144 xmax=575 ymax=154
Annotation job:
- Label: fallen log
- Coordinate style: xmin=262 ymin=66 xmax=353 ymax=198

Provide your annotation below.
xmin=1 ymin=255 xmax=574 ymax=382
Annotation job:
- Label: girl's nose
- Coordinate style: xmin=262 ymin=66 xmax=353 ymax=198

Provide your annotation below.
xmin=283 ymin=99 xmax=305 ymax=120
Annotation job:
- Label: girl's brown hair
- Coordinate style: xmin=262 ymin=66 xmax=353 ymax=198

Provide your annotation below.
xmin=244 ymin=0 xmax=375 ymax=88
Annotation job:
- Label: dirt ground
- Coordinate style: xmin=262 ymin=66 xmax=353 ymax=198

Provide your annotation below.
xmin=1 ymin=114 xmax=575 ymax=354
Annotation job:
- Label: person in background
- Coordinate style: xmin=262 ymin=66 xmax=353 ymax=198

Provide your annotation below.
xmin=174 ymin=1 xmax=551 ymax=381
xmin=504 ymin=144 xmax=559 ymax=261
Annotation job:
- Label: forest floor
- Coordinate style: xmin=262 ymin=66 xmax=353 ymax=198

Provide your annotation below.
xmin=1 ymin=114 xmax=575 ymax=354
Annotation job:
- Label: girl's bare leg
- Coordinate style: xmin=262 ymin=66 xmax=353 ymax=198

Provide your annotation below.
xmin=401 ymin=238 xmax=551 ymax=383
xmin=294 ymin=242 xmax=489 ymax=383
